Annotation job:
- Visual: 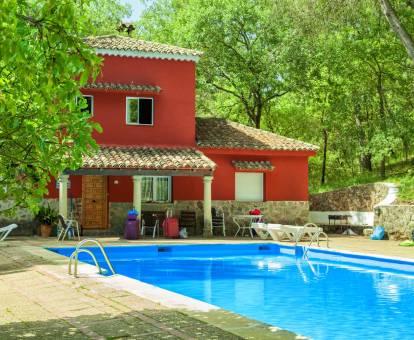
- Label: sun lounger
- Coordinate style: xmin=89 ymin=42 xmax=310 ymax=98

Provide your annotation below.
xmin=252 ymin=223 xmax=280 ymax=239
xmin=252 ymin=222 xmax=328 ymax=245
xmin=0 ymin=224 xmax=18 ymax=241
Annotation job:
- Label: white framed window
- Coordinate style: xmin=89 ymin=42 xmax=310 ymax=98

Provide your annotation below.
xmin=126 ymin=97 xmax=154 ymax=125
xmin=141 ymin=176 xmax=171 ymax=202
xmin=76 ymin=95 xmax=93 ymax=116
xmin=235 ymin=172 xmax=264 ymax=202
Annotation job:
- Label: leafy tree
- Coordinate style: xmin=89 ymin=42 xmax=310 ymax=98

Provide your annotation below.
xmin=82 ymin=0 xmax=132 ymax=35
xmin=0 ymin=0 xmax=102 ymax=211
xmin=138 ymin=0 xmax=305 ymax=128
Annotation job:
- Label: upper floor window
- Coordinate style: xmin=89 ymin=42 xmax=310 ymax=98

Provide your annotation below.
xmin=77 ymin=95 xmax=93 ymax=116
xmin=126 ymin=97 xmax=154 ymax=125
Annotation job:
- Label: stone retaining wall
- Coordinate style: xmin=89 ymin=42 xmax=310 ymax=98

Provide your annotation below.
xmin=0 ymin=198 xmax=81 ymax=236
xmin=310 ymin=183 xmax=388 ymax=212
xmin=374 ymin=205 xmax=414 ymax=240
xmin=109 ymin=200 xmax=309 ymax=236
xmin=2 ymin=199 xmax=309 ymax=237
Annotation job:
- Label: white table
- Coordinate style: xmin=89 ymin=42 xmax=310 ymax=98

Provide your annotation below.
xmin=233 ymin=215 xmax=263 ymax=238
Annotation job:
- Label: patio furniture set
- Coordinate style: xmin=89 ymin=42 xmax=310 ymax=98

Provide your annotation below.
xmin=0 ymin=209 xmax=328 ymax=246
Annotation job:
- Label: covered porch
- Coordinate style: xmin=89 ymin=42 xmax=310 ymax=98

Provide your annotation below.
xmin=57 ymin=146 xmax=216 ymax=236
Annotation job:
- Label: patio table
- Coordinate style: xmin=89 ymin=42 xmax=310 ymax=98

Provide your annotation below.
xmin=233 ymin=215 xmax=263 ymax=238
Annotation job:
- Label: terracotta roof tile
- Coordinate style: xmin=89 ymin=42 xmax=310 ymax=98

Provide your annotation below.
xmin=83 ymin=82 xmax=161 ymax=93
xmin=84 ymin=35 xmax=202 ymax=57
xmin=196 ymin=117 xmax=318 ymax=152
xmin=82 ymin=146 xmax=215 ymax=171
xmin=232 ymin=161 xmax=274 ymax=171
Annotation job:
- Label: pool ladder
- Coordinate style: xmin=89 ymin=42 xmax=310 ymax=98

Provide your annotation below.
xmin=68 ymin=239 xmax=116 ymax=278
xmin=303 ymin=231 xmax=330 ymax=259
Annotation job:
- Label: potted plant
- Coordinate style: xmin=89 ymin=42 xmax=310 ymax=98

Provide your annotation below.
xmin=36 ymin=204 xmax=58 ymax=237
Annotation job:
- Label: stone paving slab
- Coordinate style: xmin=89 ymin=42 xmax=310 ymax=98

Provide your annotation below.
xmin=0 ymin=241 xmax=295 ymax=339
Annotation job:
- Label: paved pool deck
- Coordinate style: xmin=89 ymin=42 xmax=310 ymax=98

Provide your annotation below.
xmin=1 ymin=235 xmax=413 ymax=339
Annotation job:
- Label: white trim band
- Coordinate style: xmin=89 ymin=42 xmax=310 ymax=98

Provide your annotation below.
xmin=96 ymin=48 xmax=200 ymax=62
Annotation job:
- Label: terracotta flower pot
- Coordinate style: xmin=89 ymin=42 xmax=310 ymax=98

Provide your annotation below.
xmin=40 ymin=224 xmax=53 ymax=238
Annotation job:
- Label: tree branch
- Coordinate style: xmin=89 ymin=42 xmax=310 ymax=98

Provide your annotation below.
xmin=380 ymin=0 xmax=414 ymax=63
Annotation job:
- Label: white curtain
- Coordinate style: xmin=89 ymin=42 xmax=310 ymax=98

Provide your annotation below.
xmin=141 ymin=176 xmax=170 ymax=202
xmin=156 ymin=177 xmax=169 ymax=202
xmin=142 ymin=177 xmax=153 ymax=202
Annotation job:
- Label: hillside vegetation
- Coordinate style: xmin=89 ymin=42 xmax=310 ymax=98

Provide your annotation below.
xmin=309 ymin=159 xmax=414 ymax=204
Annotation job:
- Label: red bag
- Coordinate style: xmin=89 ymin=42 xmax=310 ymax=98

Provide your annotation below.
xmin=162 ymin=217 xmax=180 ymax=238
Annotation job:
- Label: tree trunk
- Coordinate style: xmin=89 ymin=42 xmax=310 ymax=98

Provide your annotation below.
xmin=403 ymin=139 xmax=410 ymax=163
xmin=360 ymin=154 xmax=373 ymax=171
xmin=321 ymin=128 xmax=328 ymax=185
xmin=379 ymin=157 xmax=386 ymax=179
xmin=254 ymin=114 xmax=261 ymax=129
xmin=380 ymin=0 xmax=414 ymax=63
xmin=254 ymin=96 xmax=263 ymax=129
xmin=354 ymin=105 xmax=372 ymax=171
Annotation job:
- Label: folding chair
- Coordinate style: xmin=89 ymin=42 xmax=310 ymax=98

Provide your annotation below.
xmin=57 ymin=215 xmax=80 ymax=241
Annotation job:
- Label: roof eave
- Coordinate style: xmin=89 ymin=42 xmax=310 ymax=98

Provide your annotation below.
xmin=198 ymin=146 xmax=318 ymax=156
xmin=95 ymin=48 xmax=201 ymax=62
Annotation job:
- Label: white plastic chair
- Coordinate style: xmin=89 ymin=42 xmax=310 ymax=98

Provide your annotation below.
xmin=141 ymin=219 xmax=160 ymax=238
xmin=0 ymin=224 xmax=18 ymax=241
xmin=57 ymin=215 xmax=81 ymax=241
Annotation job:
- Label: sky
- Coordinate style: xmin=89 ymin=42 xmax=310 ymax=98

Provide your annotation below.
xmin=120 ymin=0 xmax=147 ymax=21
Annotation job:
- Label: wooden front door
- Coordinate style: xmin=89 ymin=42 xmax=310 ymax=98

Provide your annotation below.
xmin=82 ymin=176 xmax=108 ymax=229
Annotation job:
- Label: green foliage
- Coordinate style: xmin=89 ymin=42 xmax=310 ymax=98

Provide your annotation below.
xmin=0 ymin=0 xmax=104 ymax=212
xmin=391 ymin=169 xmax=414 ymax=203
xmin=35 ymin=204 xmax=58 ymax=225
xmin=310 ymin=159 xmax=414 ymax=203
xmin=81 ymin=0 xmax=132 ymax=35
xmin=138 ymin=0 xmax=306 ymax=128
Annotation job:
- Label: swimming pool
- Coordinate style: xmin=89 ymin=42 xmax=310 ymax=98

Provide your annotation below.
xmin=48 ymin=243 xmax=414 ymax=339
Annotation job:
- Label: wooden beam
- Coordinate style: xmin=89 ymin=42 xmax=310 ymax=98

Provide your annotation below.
xmin=64 ymin=168 xmax=214 ymax=177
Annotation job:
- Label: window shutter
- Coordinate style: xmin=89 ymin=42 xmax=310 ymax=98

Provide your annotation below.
xmin=235 ymin=172 xmax=264 ymax=202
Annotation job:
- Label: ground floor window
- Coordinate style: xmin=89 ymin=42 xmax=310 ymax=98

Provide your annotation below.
xmin=235 ymin=172 xmax=263 ymax=202
xmin=142 ymin=176 xmax=171 ymax=202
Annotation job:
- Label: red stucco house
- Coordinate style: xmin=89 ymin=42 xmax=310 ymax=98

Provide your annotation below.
xmin=46 ymin=35 xmax=317 ymax=236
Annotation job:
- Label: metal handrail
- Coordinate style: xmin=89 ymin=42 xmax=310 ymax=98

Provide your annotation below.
xmin=68 ymin=239 xmax=116 ymax=278
xmin=69 ymin=249 xmax=102 ymax=275
xmin=303 ymin=228 xmax=329 ymax=259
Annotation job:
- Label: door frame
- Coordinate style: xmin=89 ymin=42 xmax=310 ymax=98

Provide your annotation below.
xmin=81 ymin=175 xmax=108 ymax=229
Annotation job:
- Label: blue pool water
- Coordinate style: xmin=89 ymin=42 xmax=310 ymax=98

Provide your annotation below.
xmin=48 ymin=244 xmax=414 ymax=339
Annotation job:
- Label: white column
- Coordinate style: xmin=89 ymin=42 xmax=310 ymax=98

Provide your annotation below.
xmin=58 ymin=174 xmax=69 ymax=218
xmin=133 ymin=175 xmax=142 ymax=216
xmin=203 ymin=176 xmax=213 ymax=237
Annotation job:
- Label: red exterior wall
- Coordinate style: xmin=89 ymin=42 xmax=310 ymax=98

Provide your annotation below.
xmin=46 ymin=175 xmax=82 ymax=199
xmin=84 ymin=55 xmax=196 ymax=147
xmin=173 ymin=149 xmax=312 ymax=201
xmin=45 ymin=149 xmax=312 ymax=201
